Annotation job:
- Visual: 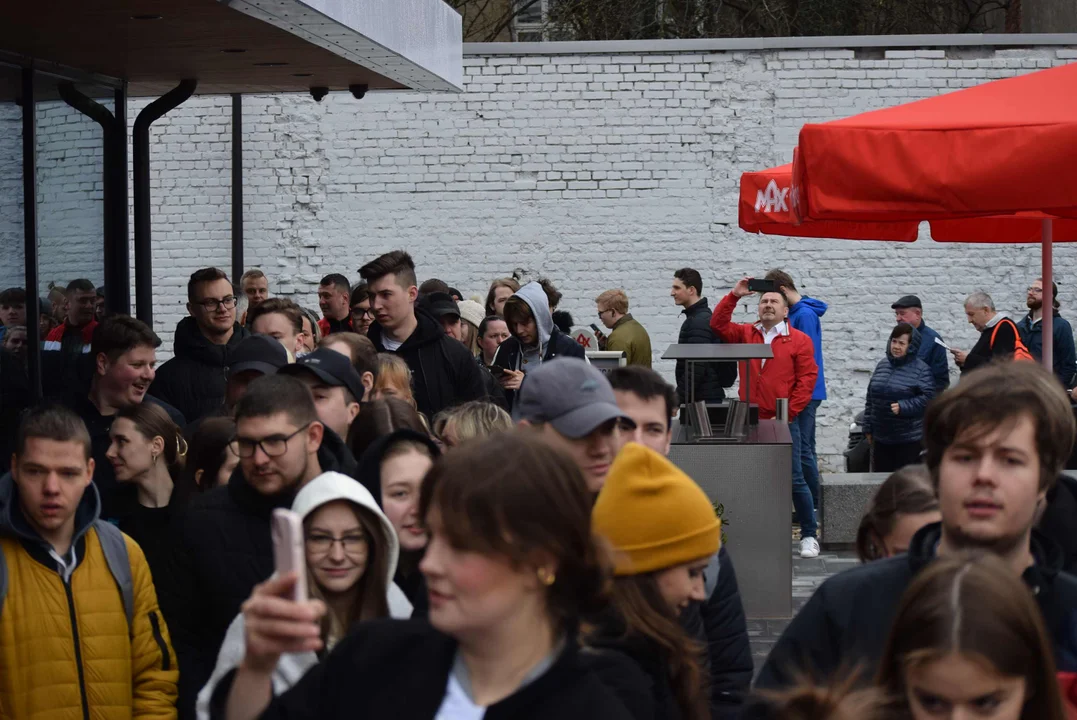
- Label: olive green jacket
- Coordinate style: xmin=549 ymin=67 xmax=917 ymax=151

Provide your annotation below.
xmin=606 ymin=314 xmax=653 ymax=368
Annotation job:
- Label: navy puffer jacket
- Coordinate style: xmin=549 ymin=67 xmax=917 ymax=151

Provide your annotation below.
xmin=862 ymin=328 xmax=936 ymax=445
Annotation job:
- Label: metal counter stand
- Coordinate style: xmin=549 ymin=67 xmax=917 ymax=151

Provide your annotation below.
xmin=663 ymin=344 xmax=792 ymax=619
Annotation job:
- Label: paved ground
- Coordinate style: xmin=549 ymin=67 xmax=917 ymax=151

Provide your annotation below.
xmin=747 ymin=543 xmax=859 ymax=671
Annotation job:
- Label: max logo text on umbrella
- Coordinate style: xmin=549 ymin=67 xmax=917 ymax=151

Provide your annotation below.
xmin=755 ymin=180 xmax=790 ymax=213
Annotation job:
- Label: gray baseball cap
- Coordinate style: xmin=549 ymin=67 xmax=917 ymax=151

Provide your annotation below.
xmin=513 ymin=357 xmax=635 ymax=439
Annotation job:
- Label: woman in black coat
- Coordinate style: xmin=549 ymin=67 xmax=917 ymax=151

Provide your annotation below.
xmin=214 ymin=432 xmax=638 ymax=720
xmin=863 ymin=324 xmax=936 ymax=472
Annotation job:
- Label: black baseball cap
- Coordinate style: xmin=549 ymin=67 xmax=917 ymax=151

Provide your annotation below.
xmin=891 ymin=295 xmax=922 ymax=310
xmin=227 ymin=334 xmax=289 ymax=379
xmin=280 ymin=347 xmax=365 ymax=403
xmin=424 ymin=291 xmax=460 ymax=320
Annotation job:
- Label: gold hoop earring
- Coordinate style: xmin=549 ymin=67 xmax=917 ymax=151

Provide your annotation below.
xmin=537 ymin=567 xmax=556 ymax=586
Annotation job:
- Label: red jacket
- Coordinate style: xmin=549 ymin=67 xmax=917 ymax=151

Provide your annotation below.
xmin=709 ymin=292 xmax=818 ymax=420
xmin=317 ymin=315 xmax=354 ymax=337
xmin=44 ymin=319 xmax=98 ymax=351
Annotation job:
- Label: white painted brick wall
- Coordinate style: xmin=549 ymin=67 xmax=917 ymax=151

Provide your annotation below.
xmin=3 ymin=44 xmax=1075 ymax=470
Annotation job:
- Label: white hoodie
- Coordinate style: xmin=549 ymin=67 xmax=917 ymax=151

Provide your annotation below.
xmin=196 ymin=472 xmax=413 ymax=719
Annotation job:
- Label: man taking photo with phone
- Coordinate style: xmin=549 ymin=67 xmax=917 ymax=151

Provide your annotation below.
xmin=710 ymin=277 xmax=819 ymax=558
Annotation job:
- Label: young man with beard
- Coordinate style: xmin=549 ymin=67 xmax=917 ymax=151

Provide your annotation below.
xmin=1017 ymin=278 xmax=1076 ymax=388
xmin=756 ymin=362 xmax=1077 ymax=688
xmin=65 ymin=315 xmax=184 ymax=522
xmin=151 ymin=268 xmax=250 ymax=422
xmin=160 ymin=375 xmax=356 ymax=717
xmin=359 ymin=251 xmax=485 ymax=417
xmin=710 ymin=277 xmax=819 ymax=558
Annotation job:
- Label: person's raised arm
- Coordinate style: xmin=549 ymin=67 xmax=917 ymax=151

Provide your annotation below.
xmin=225 ymin=574 xmax=325 ymax=720
xmin=710 ymin=278 xmax=754 ymax=343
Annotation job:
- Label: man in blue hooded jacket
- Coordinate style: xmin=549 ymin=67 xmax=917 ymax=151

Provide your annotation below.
xmin=767 ymin=269 xmax=826 ymax=510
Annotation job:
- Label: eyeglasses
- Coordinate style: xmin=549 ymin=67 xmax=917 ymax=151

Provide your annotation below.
xmin=306 ymin=532 xmax=368 ymax=557
xmin=597 ymin=308 xmax=613 ymax=319
xmin=229 ymin=423 xmax=311 ymax=459
xmin=196 ymin=296 xmax=238 ymax=311
xmin=351 ymin=306 xmax=373 ymax=318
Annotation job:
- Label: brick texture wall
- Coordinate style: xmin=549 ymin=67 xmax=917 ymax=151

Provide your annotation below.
xmin=3 ymin=43 xmax=1076 ymax=469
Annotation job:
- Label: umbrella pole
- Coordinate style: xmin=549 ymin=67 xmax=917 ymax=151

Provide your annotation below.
xmin=1042 ymin=219 xmax=1054 ymax=375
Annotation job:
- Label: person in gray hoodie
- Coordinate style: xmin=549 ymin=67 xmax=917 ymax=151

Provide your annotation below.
xmin=197 ymin=471 xmax=412 ymax=718
xmin=492 ymin=281 xmax=585 ymax=408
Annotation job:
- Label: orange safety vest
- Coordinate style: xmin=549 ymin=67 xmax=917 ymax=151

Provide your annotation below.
xmin=991 ymin=318 xmax=1034 ymax=362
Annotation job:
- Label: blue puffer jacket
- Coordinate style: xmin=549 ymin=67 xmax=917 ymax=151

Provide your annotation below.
xmin=862 ymin=328 xmax=936 ymax=445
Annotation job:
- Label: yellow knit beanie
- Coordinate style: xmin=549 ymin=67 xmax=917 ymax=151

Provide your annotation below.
xmin=593 ymin=442 xmax=721 ymax=576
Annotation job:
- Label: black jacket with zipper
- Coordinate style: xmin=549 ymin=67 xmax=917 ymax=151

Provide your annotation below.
xmin=149 ymin=317 xmax=250 ymax=423
xmin=367 ymin=309 xmax=487 ymax=418
xmin=208 ymin=618 xmax=637 ymax=720
xmin=160 ymin=427 xmax=356 ymax=719
xmin=675 ymin=298 xmax=737 ymax=405
xmin=755 ymin=522 xmax=1077 ymax=689
xmin=491 ymin=328 xmax=586 ymax=409
xmin=680 ymin=547 xmax=753 ymax=718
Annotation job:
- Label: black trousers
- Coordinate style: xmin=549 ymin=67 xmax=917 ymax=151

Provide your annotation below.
xmin=873 ymin=440 xmax=923 ymax=472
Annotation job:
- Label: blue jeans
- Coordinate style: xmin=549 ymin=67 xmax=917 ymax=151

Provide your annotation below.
xmin=795 ymin=400 xmax=822 ymax=508
xmin=789 ymin=418 xmax=818 ymax=539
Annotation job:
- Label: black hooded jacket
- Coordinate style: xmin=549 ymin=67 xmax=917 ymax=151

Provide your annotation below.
xmin=160 ymin=427 xmax=356 ymax=719
xmin=150 ymin=317 xmax=250 ymax=423
xmin=356 ymin=428 xmax=441 ymax=617
xmin=755 ymin=522 xmax=1077 ymax=689
xmin=367 ymin=309 xmax=486 ymax=418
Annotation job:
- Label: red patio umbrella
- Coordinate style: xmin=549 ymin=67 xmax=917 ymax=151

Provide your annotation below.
xmin=747 ymin=62 xmax=1077 ymax=372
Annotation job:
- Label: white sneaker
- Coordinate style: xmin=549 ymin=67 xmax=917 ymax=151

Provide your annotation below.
xmin=799 ymin=537 xmax=821 ymax=559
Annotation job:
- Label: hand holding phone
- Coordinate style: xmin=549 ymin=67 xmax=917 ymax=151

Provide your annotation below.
xmin=747 ymin=278 xmax=778 ymax=294
xmin=271 ymin=509 xmax=307 ymax=602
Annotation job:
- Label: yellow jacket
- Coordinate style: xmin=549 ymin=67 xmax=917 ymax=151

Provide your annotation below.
xmin=0 ymin=491 xmax=178 ymax=719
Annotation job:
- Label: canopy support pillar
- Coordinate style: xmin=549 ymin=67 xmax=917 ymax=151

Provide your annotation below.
xmin=21 ymin=67 xmax=42 ymax=402
xmin=231 ymin=93 xmax=244 ymax=285
xmin=133 ymin=79 xmax=197 ymax=326
xmin=1042 ymin=218 xmax=1054 ymax=375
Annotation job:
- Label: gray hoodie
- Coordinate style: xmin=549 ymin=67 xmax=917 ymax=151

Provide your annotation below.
xmin=514 ymin=281 xmax=555 ymax=370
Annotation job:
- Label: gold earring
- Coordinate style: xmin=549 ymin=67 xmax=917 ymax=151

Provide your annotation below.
xmin=537 ymin=567 xmax=556 ymax=586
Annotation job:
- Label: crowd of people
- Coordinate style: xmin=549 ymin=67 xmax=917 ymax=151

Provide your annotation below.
xmin=1 ymin=251 xmax=1077 ymax=720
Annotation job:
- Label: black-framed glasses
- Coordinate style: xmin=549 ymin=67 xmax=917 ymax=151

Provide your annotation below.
xmin=196 ymin=296 xmax=238 ymax=311
xmin=306 ymin=533 xmax=368 ymax=556
xmin=351 ymin=306 xmax=373 ymax=318
xmin=229 ymin=423 xmax=311 ymax=459
xmin=597 ymin=308 xmax=613 ymax=319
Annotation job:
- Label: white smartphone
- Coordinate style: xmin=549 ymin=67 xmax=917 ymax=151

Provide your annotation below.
xmin=271 ymin=509 xmax=308 ymax=602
